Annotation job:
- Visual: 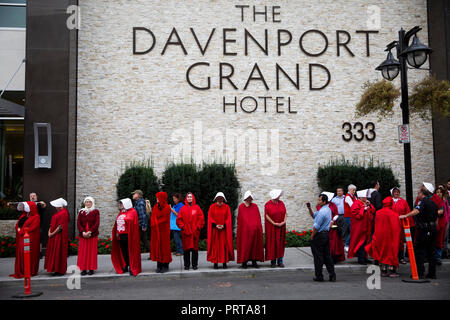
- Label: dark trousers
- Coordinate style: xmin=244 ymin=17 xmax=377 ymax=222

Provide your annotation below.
xmin=184 ymin=249 xmax=199 ymax=268
xmin=415 ymin=227 xmax=437 ymax=278
xmin=311 ymin=232 xmax=335 ymax=279
xmin=357 ymin=241 xmax=367 ymax=262
xmin=343 ymin=217 xmax=351 ymax=246
xmin=119 ymin=234 xmax=130 ymax=267
xmin=140 ymin=228 xmax=150 ymax=252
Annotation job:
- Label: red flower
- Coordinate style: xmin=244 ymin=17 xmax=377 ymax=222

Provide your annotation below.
xmin=1 ymin=249 xmax=4 ymax=252
xmin=8 ymin=243 xmax=12 ymax=247
xmin=101 ymin=242 xmax=105 ymax=246
xmin=105 ymin=244 xmax=109 ymax=249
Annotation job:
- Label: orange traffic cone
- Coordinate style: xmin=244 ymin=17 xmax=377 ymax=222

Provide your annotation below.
xmin=401 ymin=219 xmax=430 ymax=283
xmin=12 ymin=228 xmax=43 ymax=298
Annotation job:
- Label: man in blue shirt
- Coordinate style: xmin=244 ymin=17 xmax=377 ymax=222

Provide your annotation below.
xmin=307 ymin=194 xmax=336 ymax=282
xmin=132 ymin=190 xmax=149 ymax=254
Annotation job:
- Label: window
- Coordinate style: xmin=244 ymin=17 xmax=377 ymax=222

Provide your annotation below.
xmin=0 ymin=1 xmax=26 ymax=29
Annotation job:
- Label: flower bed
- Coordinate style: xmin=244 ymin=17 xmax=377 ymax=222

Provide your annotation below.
xmin=0 ymin=236 xmax=16 ymax=257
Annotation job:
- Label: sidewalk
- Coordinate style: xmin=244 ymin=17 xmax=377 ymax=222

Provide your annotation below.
xmin=1 ymin=247 xmax=446 ymax=282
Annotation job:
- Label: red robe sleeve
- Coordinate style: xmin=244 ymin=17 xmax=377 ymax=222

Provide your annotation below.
xmin=77 ymin=211 xmax=85 ymax=234
xmin=196 ymin=207 xmax=205 ymax=231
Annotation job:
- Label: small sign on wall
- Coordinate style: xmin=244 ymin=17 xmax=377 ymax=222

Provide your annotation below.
xmin=398 ymin=124 xmax=410 ymax=144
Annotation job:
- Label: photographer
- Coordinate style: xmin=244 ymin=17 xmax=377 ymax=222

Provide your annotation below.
xmin=306 ymin=194 xmax=336 ymax=282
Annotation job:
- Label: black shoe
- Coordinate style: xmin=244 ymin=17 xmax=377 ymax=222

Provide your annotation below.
xmin=425 ymin=274 xmax=436 ymax=279
xmin=193 ymin=266 xmax=198 ymax=270
xmin=329 ymin=274 xmax=337 ymax=282
xmin=80 ymin=270 xmax=87 ymax=276
xmin=184 ymin=266 xmax=190 ymax=270
xmin=252 ymin=262 xmax=259 ymax=268
xmin=367 ymin=259 xmax=374 ymax=265
xmin=52 ymin=272 xmax=64 ymax=276
xmin=277 ymin=263 xmax=285 ymax=268
xmin=88 ymin=270 xmax=94 ymax=275
xmin=213 ymin=263 xmax=219 ymax=269
xmin=358 ymin=260 xmax=367 ymax=265
xmin=223 ymin=263 xmax=228 ymax=269
xmin=436 ymin=259 xmax=442 ymax=266
xmin=271 ymin=263 xmax=276 ymax=268
xmin=240 ymin=263 xmax=248 ymax=269
xmin=129 ymin=270 xmax=134 ymax=276
xmin=313 ymin=277 xmax=324 ymax=282
xmin=122 ymin=266 xmax=129 ymax=273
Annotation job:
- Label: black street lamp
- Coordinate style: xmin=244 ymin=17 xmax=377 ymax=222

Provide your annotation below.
xmin=375 ymin=26 xmax=432 ymax=209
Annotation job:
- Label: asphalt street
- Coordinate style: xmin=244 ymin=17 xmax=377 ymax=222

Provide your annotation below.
xmin=1 ymin=264 xmax=449 ymax=300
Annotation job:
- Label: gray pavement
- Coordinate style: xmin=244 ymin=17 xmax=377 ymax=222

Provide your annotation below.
xmin=1 ymin=247 xmax=448 ymax=283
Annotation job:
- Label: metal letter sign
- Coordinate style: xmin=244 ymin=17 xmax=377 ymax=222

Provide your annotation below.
xmin=398 ymin=124 xmax=410 ymax=144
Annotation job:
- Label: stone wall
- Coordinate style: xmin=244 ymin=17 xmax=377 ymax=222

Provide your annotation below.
xmin=0 ymin=221 xmax=17 ymax=237
xmin=77 ymin=0 xmax=433 ymax=237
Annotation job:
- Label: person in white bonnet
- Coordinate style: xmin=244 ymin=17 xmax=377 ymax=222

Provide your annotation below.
xmin=236 ymin=191 xmax=264 ymax=269
xmin=265 ymin=189 xmax=287 ymax=268
xmin=44 ymin=198 xmax=70 ymax=276
xmin=347 ymin=190 xmax=375 ymax=265
xmin=76 ymin=196 xmax=100 ymax=276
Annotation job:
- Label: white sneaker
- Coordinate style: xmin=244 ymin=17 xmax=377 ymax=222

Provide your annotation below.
xmin=344 ymin=246 xmax=349 ymax=252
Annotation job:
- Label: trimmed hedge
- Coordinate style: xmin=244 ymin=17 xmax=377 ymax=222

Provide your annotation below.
xmin=317 ymin=157 xmax=400 ymax=199
xmin=116 ymin=160 xmax=160 ymax=206
xmin=161 ymin=162 xmax=240 ymax=239
xmin=0 ymin=208 xmax=20 ymax=220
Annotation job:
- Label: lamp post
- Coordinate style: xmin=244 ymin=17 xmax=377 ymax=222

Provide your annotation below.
xmin=375 ymin=26 xmax=432 ymax=209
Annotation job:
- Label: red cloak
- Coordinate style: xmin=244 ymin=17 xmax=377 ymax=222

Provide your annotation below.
xmin=388 ymin=196 xmax=411 ymax=248
xmin=10 ymin=202 xmax=41 ymax=278
xmin=207 ymin=202 xmax=234 ymax=263
xmin=365 ymin=198 xmax=401 ymax=267
xmin=150 ymin=192 xmax=172 ymax=263
xmin=44 ymin=208 xmax=70 ymax=274
xmin=431 ymin=194 xmax=447 ymax=248
xmin=77 ymin=209 xmax=100 ymax=271
xmin=344 ymin=193 xmax=356 ymax=218
xmin=264 ymin=200 xmax=286 ymax=261
xmin=111 ymin=208 xmax=142 ymax=276
xmin=348 ymin=200 xmax=374 ymax=259
xmin=325 ymin=202 xmax=345 ymax=262
xmin=236 ymin=203 xmax=264 ymax=263
xmin=176 ymin=193 xmax=205 ymax=251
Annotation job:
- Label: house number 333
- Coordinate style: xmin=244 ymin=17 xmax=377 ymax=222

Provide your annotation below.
xmin=342 ymin=122 xmax=376 ymax=142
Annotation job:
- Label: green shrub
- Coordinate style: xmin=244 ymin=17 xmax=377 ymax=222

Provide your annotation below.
xmin=317 ymin=157 xmax=400 ymax=199
xmin=116 ymin=160 xmax=160 ymax=206
xmin=198 ymin=163 xmax=240 ymax=238
xmin=161 ymin=162 xmax=200 ymax=203
xmin=161 ymin=161 xmax=240 ymax=240
xmin=0 ymin=207 xmax=21 ymax=220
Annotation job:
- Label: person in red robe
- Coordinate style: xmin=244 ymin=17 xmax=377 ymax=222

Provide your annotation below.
xmin=265 ymin=189 xmax=287 ymax=268
xmin=77 ymin=196 xmax=100 ymax=275
xmin=317 ymin=192 xmax=345 ymax=263
xmin=10 ymin=201 xmax=40 ymax=278
xmin=207 ymin=192 xmax=234 ymax=269
xmin=150 ymin=192 xmax=172 ymax=273
xmin=365 ymin=197 xmax=401 ymax=277
xmin=433 ymin=187 xmax=446 ymax=265
xmin=348 ymin=190 xmax=374 ymax=265
xmin=176 ymin=192 xmax=205 ymax=270
xmin=387 ymin=187 xmax=411 ymax=265
xmin=237 ymin=191 xmax=264 ymax=268
xmin=44 ymin=198 xmax=70 ymax=276
xmin=111 ymin=198 xmax=142 ymax=276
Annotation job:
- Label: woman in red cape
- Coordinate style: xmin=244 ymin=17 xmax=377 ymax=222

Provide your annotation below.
xmin=207 ymin=192 xmax=234 ymax=268
xmin=317 ymin=193 xmax=345 ymax=263
xmin=388 ymin=187 xmax=411 ymax=264
xmin=77 ymin=196 xmax=100 ymax=275
xmin=151 ymin=192 xmax=172 ymax=273
xmin=237 ymin=191 xmax=264 ymax=268
xmin=365 ymin=198 xmax=401 ymax=277
xmin=10 ymin=201 xmax=40 ymax=278
xmin=348 ymin=190 xmax=374 ymax=264
xmin=44 ymin=198 xmax=70 ymax=276
xmin=265 ymin=189 xmax=287 ymax=267
xmin=176 ymin=192 xmax=205 ymax=270
xmin=433 ymin=187 xmax=447 ymax=264
xmin=111 ymin=198 xmax=141 ymax=276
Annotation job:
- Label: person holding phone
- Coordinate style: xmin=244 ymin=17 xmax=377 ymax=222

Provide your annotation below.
xmin=44 ymin=198 xmax=70 ymax=276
